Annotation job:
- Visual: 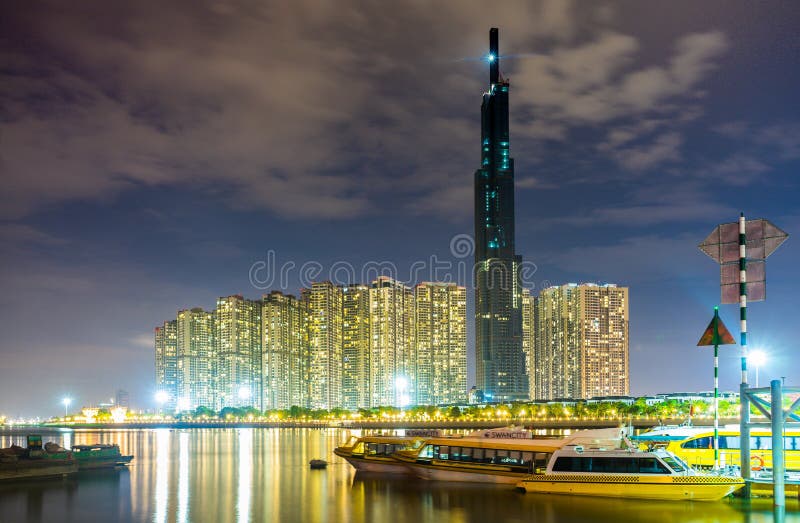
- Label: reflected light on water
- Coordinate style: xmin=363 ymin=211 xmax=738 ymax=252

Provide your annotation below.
xmin=238 ymin=429 xmax=252 ymax=523
xmin=2 ymin=428 xmax=800 ymax=523
xmin=154 ymin=428 xmax=170 ymax=523
xmin=62 ymin=430 xmax=72 ymax=450
xmin=178 ymin=431 xmax=190 ymax=523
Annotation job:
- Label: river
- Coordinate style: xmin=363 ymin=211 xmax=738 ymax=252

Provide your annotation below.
xmin=0 ymin=428 xmax=795 ymax=522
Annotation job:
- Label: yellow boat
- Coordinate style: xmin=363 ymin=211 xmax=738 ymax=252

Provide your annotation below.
xmin=516 ymin=446 xmax=744 ymax=501
xmin=334 ymin=435 xmax=424 ymax=474
xmin=660 ymin=428 xmax=800 ymax=472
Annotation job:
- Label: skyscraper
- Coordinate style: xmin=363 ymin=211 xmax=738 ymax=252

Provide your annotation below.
xmin=521 ymin=288 xmax=535 ymax=400
xmin=474 ymin=28 xmax=528 ymax=401
xmin=216 ymin=295 xmax=262 ymax=408
xmin=262 ymin=291 xmax=307 ymax=410
xmin=306 ymin=281 xmax=343 ymax=409
xmin=341 ymin=284 xmax=370 ymax=410
xmin=369 ymin=277 xmax=414 ymax=407
xmin=534 ymin=283 xmax=630 ymax=400
xmin=154 ymin=319 xmax=178 ymax=410
xmin=415 ymin=282 xmax=467 ymax=405
xmin=176 ymin=307 xmax=216 ymax=410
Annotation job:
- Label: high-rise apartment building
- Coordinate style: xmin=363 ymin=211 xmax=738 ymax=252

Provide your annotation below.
xmin=176 ymin=307 xmax=216 ymax=410
xmin=369 ymin=277 xmax=414 ymax=407
xmin=306 ymin=282 xmax=343 ymax=409
xmin=341 ymin=284 xmax=370 ymax=410
xmin=415 ymin=282 xmax=467 ymax=405
xmin=216 ymin=295 xmax=262 ymax=408
xmin=154 ymin=319 xmax=178 ymax=410
xmin=534 ymin=283 xmax=629 ymax=400
xmin=474 ymin=28 xmax=528 ymax=401
xmin=521 ymin=288 xmax=535 ymax=400
xmin=261 ymin=291 xmax=307 ymax=410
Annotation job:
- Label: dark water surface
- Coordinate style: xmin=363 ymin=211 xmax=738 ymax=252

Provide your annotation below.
xmin=0 ymin=428 xmax=796 ymax=522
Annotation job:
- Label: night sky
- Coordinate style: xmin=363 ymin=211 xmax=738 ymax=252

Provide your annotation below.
xmin=2 ymin=1 xmax=799 ymax=417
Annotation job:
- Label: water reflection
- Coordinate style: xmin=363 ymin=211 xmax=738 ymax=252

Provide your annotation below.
xmin=153 ymin=428 xmax=170 ymax=523
xmin=238 ymin=429 xmax=252 ymax=523
xmin=1 ymin=428 xmax=799 ymax=523
xmin=178 ymin=431 xmax=189 ymax=523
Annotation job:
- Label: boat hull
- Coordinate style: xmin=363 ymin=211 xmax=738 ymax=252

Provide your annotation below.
xmin=344 ymin=456 xmax=410 ymax=474
xmin=0 ymin=461 xmax=78 ymax=482
xmin=403 ymin=461 xmax=524 ymax=484
xmin=76 ymin=455 xmax=133 ymax=470
xmin=517 ymin=475 xmax=744 ymax=501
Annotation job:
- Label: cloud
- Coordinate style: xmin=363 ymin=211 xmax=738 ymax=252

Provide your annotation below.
xmin=612 ymin=132 xmax=684 ymax=171
xmin=0 ymin=0 xmax=733 ymax=223
xmin=0 ymin=223 xmax=68 ymax=246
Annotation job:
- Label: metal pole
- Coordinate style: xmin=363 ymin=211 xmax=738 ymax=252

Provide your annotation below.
xmin=739 ymin=213 xmax=751 ymax=495
xmin=771 ymin=379 xmax=785 ymax=506
xmin=714 ymin=339 xmax=719 ymax=469
xmin=712 ymin=306 xmax=721 ymax=469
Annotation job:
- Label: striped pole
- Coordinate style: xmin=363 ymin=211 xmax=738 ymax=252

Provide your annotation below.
xmin=739 ymin=212 xmax=751 ymax=492
xmin=739 ymin=212 xmax=748 ymax=381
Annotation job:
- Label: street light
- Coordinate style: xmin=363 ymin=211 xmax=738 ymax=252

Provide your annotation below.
xmin=750 ymin=350 xmax=767 ymax=387
xmin=62 ymin=397 xmax=72 ymax=418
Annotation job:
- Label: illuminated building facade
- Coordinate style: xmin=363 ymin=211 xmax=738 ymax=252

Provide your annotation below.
xmin=176 ymin=307 xmax=216 ymax=410
xmin=154 ymin=319 xmax=178 ymax=410
xmin=521 ymin=288 xmax=535 ymax=400
xmin=261 ymin=291 xmax=307 ymax=410
xmin=216 ymin=295 xmax=262 ymax=408
xmin=474 ymin=28 xmax=528 ymax=401
xmin=369 ymin=277 xmax=414 ymax=407
xmin=415 ymin=282 xmax=467 ymax=405
xmin=341 ymin=284 xmax=370 ymax=410
xmin=534 ymin=283 xmax=629 ymax=400
xmin=306 ymin=282 xmax=343 ymax=409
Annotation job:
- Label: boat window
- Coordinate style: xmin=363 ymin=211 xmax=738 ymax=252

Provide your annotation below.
xmin=552 ymin=456 xmax=591 ymax=472
xmin=521 ymin=452 xmax=533 ymax=466
xmin=591 ymin=457 xmax=639 ymax=473
xmin=786 ymin=436 xmax=799 ymax=450
xmin=473 ymin=448 xmax=486 ymax=462
xmin=439 ymin=446 xmax=450 ymax=460
xmin=661 ymin=455 xmax=686 ymax=472
xmin=510 ymin=451 xmax=522 ymax=463
xmin=419 ymin=445 xmax=434 ymax=459
xmin=639 ymin=458 xmax=670 ymax=474
xmin=682 ymin=437 xmax=712 ymax=449
xmin=719 ymin=436 xmax=740 ymax=449
xmin=450 ymin=447 xmax=462 ymax=460
xmin=751 ymin=437 xmax=772 ymax=450
xmin=460 ymin=447 xmax=473 ymax=462
xmin=534 ymin=453 xmax=550 ymax=474
xmin=484 ymin=449 xmax=496 ymax=461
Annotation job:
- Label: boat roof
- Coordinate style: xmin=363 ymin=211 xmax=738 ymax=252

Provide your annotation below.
xmin=418 ymin=427 xmax=628 ymax=453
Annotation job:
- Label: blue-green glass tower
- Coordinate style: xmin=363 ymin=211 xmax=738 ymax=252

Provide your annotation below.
xmin=474 ymin=28 xmax=528 ymax=401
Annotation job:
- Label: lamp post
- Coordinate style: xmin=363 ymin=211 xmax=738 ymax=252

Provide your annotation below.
xmin=62 ymin=397 xmax=72 ymax=418
xmin=750 ymin=350 xmax=767 ymax=388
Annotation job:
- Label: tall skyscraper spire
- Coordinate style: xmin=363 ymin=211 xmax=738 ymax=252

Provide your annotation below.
xmin=474 ymin=28 xmax=528 ymax=402
xmin=489 ymin=27 xmax=499 ymax=84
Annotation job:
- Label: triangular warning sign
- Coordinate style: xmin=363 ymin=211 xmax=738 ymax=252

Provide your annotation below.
xmin=697 ymin=309 xmax=736 ymax=346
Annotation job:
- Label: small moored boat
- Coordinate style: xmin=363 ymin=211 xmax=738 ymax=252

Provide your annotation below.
xmin=334 ymin=435 xmax=425 ymax=474
xmin=309 ymin=459 xmax=328 ymax=469
xmin=70 ymin=443 xmax=134 ymax=469
xmin=0 ymin=435 xmax=78 ymax=482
